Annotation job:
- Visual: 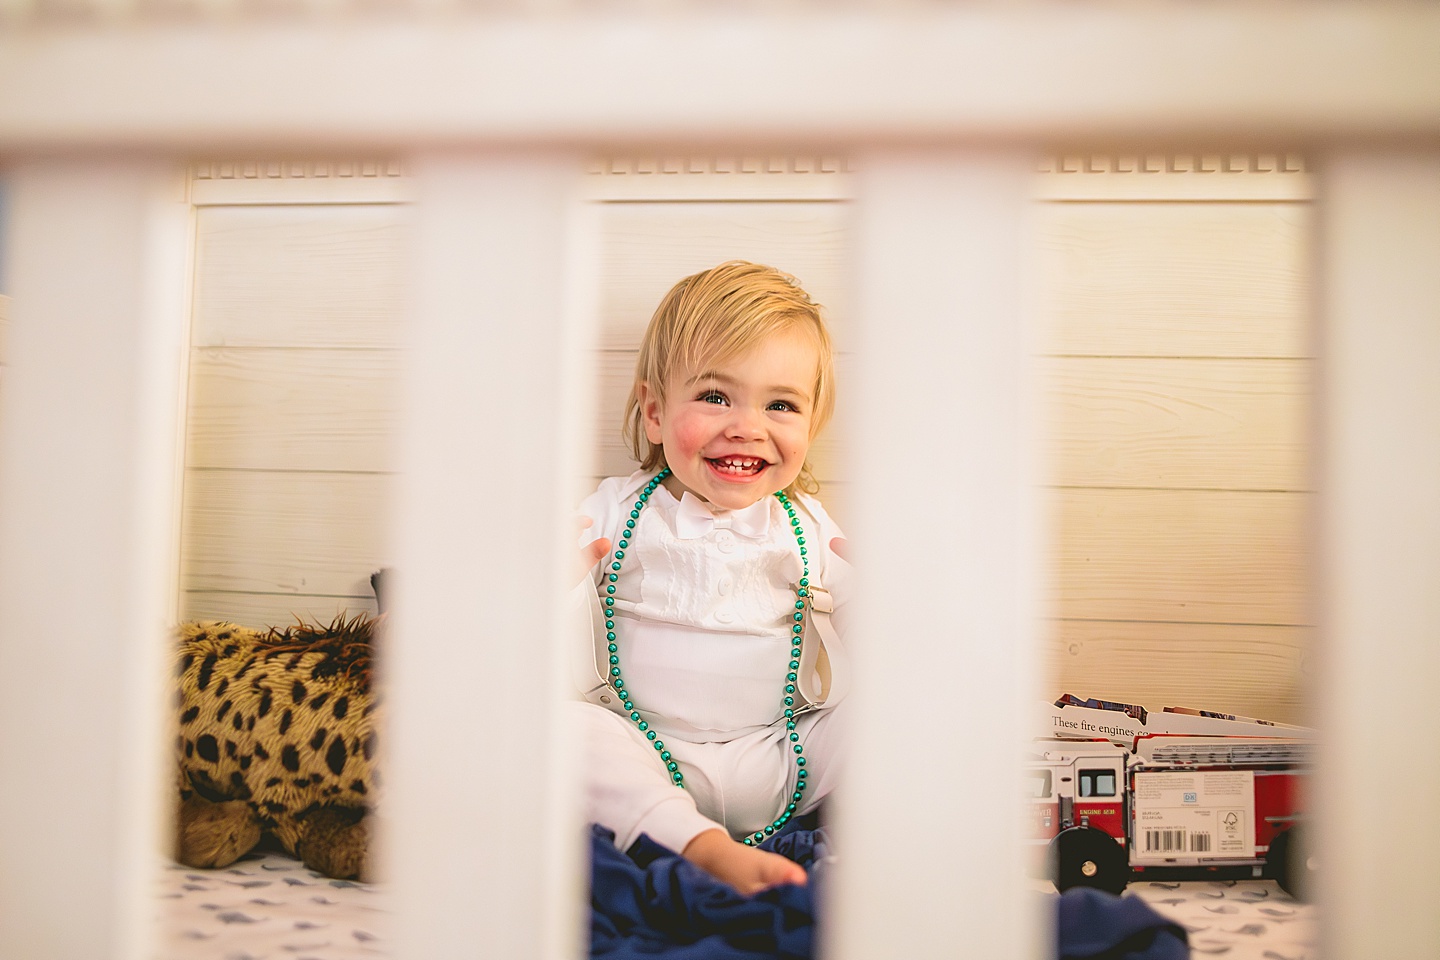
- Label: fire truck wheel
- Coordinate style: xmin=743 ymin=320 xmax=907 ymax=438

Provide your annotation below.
xmin=1049 ymin=825 xmax=1128 ymax=896
xmin=1265 ymin=827 xmax=1313 ymax=901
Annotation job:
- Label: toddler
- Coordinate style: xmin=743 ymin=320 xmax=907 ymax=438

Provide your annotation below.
xmin=572 ymin=261 xmax=852 ymax=895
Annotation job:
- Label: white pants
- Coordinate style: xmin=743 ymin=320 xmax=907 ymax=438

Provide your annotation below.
xmin=573 ymin=700 xmax=848 ymax=854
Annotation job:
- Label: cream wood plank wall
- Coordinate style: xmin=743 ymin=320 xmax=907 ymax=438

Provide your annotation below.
xmin=1038 ymin=156 xmax=1312 ymax=725
xmin=180 ymin=171 xmax=410 ymax=625
xmin=177 ymin=156 xmax=1311 ymax=724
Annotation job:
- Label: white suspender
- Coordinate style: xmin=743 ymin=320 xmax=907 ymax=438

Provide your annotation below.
xmin=791 ymin=584 xmax=848 ymax=717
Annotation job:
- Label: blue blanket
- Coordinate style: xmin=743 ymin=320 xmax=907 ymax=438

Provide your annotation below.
xmin=589 ymin=824 xmax=828 ymax=960
xmin=588 ymin=825 xmax=1188 ymax=960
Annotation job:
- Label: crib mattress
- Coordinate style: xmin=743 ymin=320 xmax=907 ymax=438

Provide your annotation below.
xmin=154 ymin=854 xmax=389 ymax=960
xmin=155 ymin=852 xmax=1316 ymax=960
xmin=1116 ymin=879 xmax=1316 ymax=959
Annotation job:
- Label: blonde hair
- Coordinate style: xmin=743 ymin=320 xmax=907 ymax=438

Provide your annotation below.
xmin=622 ymin=261 xmax=836 ymax=496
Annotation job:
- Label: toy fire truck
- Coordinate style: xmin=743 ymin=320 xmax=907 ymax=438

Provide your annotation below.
xmin=1030 ymin=696 xmax=1314 ymax=898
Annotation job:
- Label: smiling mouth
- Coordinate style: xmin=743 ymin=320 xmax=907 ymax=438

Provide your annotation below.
xmin=707 ymin=455 xmax=770 ymax=477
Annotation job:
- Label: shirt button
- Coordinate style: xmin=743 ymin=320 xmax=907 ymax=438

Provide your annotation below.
xmin=718 ymin=577 xmax=732 ymax=596
xmin=716 ymin=531 xmax=735 ymax=554
xmin=716 ymin=608 xmax=734 ymax=624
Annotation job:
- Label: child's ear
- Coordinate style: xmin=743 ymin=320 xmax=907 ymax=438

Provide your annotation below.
xmin=637 ymin=382 xmax=665 ymax=445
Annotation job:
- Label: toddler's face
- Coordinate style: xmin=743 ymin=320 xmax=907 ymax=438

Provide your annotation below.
xmin=641 ymin=326 xmax=819 ymax=511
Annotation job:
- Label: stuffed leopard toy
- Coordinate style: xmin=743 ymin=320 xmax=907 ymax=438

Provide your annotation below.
xmin=172 ymin=614 xmax=381 ymax=880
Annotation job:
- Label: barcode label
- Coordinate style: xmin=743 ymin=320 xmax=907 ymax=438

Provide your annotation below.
xmin=1145 ymin=829 xmax=1186 ymax=853
xmin=1132 ymin=771 xmax=1257 ymax=861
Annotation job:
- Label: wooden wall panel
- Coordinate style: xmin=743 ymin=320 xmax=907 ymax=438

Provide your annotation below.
xmin=1054 ymin=488 xmax=1308 ymax=627
xmin=1037 ymin=181 xmax=1312 ymax=720
xmin=192 ymin=204 xmax=408 ymax=348
xmin=596 ymin=201 xmax=851 ymax=351
xmin=1036 ymin=154 xmax=1309 ymax=201
xmin=1048 ymin=620 xmax=1308 ymax=726
xmin=180 ymin=470 xmax=392 ymax=597
xmin=588 ymin=157 xmax=851 ymax=201
xmin=189 ymin=160 xmax=412 ymax=206
xmin=1036 ymin=202 xmax=1309 ymax=359
xmin=185 ymin=347 xmax=400 ymax=472
xmin=180 ymin=590 xmax=378 ymax=628
xmin=181 ymin=201 xmax=407 ymax=626
xmin=1046 ymin=357 xmax=1309 ymax=491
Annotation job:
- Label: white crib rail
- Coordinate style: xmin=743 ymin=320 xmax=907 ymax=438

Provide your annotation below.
xmin=0 ymin=160 xmax=191 ymax=960
xmin=1312 ymin=152 xmax=1440 ymax=960
xmin=1 ymin=6 xmax=1438 ymax=146
xmin=830 ymin=149 xmax=1042 ymax=960
xmin=384 ymin=151 xmax=592 ymax=959
xmin=1 ymin=8 xmax=1438 ymax=960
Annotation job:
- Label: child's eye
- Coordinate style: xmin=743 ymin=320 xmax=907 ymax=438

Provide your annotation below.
xmin=767 ymin=400 xmax=798 ymax=413
xmin=699 ymin=391 xmax=728 ymax=405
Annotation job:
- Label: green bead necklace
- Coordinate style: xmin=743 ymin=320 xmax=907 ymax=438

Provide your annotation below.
xmin=603 ymin=468 xmax=813 ymax=846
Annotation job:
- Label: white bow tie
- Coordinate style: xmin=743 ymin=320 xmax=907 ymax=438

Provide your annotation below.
xmin=673 ymin=491 xmax=774 ymax=540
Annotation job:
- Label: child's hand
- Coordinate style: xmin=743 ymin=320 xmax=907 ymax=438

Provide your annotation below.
xmin=829 ymin=537 xmax=850 ymax=562
xmin=575 ymin=517 xmax=611 ymax=584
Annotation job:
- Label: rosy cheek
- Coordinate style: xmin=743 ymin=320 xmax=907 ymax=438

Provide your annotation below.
xmin=668 ymin=417 xmax=713 ymax=458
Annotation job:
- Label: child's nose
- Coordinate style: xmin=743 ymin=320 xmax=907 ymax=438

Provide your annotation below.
xmin=725 ymin=406 xmax=766 ymax=440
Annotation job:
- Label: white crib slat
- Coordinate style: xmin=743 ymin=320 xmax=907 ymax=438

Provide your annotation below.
xmin=1314 ymin=151 xmax=1440 ymax=960
xmin=385 ymin=152 xmax=590 ymax=960
xmin=0 ymin=161 xmax=190 ymax=960
xmin=830 ymin=150 xmax=1044 ymax=960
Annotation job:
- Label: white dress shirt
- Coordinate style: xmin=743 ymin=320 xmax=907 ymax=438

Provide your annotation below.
xmin=577 ymin=471 xmax=852 ymax=742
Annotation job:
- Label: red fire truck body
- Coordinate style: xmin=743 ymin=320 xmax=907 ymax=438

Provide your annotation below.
xmin=1027 ymin=741 xmax=1129 ymax=855
xmin=1028 ymin=734 xmax=1310 ymax=895
xmin=1128 ymin=736 xmax=1306 ymax=871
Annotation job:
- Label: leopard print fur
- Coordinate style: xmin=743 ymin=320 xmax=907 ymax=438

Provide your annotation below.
xmin=172 ymin=614 xmax=381 ymax=880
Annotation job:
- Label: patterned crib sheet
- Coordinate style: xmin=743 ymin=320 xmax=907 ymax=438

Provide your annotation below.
xmin=1127 ymin=879 xmax=1317 ymax=960
xmin=155 ymin=852 xmax=1316 ymax=960
xmin=154 ymin=853 xmax=389 ymax=960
